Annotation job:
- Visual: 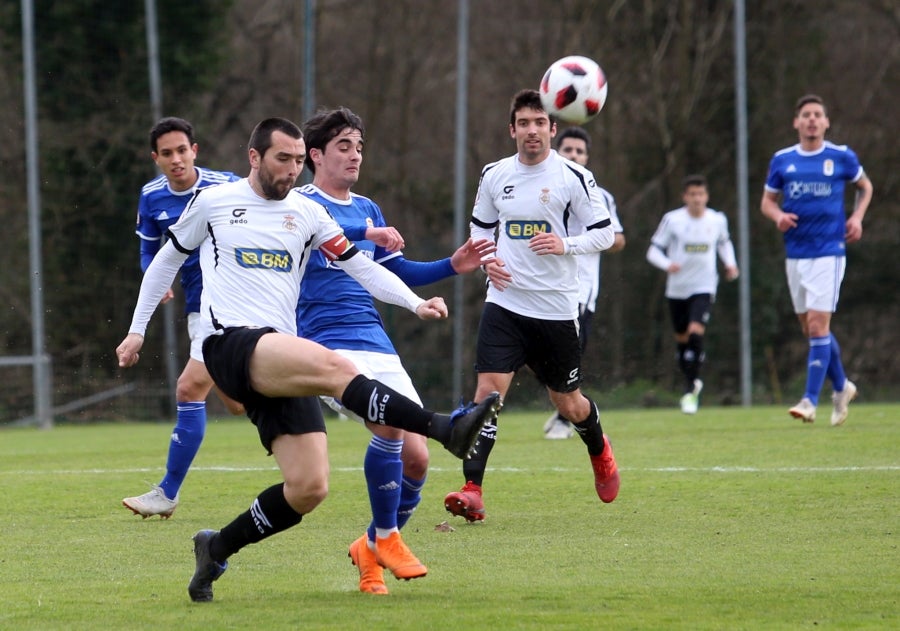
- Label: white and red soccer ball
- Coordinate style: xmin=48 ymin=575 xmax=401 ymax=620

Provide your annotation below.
xmin=539 ymin=56 xmax=608 ymax=125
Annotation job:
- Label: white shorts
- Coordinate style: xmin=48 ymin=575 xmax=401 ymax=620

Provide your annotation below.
xmin=785 ymin=256 xmax=846 ymax=314
xmin=187 ymin=312 xmax=215 ymax=363
xmin=321 ymin=349 xmax=422 ymax=423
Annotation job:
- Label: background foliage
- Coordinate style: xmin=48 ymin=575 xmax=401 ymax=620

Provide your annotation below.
xmin=1 ymin=0 xmax=898 ymax=422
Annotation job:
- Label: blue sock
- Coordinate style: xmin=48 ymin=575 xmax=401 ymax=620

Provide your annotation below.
xmin=803 ymin=336 xmax=831 ymax=406
xmin=827 ymin=333 xmax=847 ymax=391
xmin=364 ymin=435 xmax=403 ymax=540
xmin=396 ymin=474 xmax=426 ymax=530
xmin=159 ymin=402 xmax=206 ymax=500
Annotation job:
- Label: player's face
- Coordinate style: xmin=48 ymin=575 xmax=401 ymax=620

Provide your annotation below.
xmin=557 ymin=138 xmax=589 ymax=166
xmin=314 ymin=127 xmax=363 ymax=192
xmin=152 ymin=131 xmax=198 ymax=192
xmin=251 ymin=131 xmax=306 ymax=200
xmin=683 ymin=185 xmax=709 ymax=215
xmin=510 ymin=107 xmax=556 ymax=165
xmin=793 ymin=103 xmax=830 ymax=144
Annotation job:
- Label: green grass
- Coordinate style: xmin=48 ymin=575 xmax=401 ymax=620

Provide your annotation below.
xmin=1 ymin=405 xmax=897 ymax=630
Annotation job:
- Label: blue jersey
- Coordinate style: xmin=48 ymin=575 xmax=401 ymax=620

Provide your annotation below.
xmin=136 ymin=167 xmax=239 ymax=314
xmin=764 ymin=141 xmax=863 ymax=259
xmin=296 ymin=184 xmax=456 ymax=354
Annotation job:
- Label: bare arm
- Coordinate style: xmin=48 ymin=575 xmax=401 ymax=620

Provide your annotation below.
xmin=760 ymin=190 xmax=798 ymax=233
xmin=845 ymin=175 xmax=873 ymax=243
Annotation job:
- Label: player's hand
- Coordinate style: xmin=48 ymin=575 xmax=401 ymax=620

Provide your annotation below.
xmin=668 ymin=263 xmax=682 ymax=274
xmin=450 ymin=238 xmax=497 ymax=274
xmin=845 ymin=216 xmax=863 ymax=243
xmin=775 ymin=211 xmax=798 ymax=233
xmin=415 ymin=297 xmax=448 ymax=320
xmin=116 ymin=333 xmax=145 ymax=368
xmin=159 ymin=287 xmax=175 ymax=305
xmin=528 ymin=231 xmax=564 ymax=255
xmin=483 ymin=257 xmax=512 ymax=291
xmin=725 ymin=266 xmax=740 ymax=281
xmin=366 ymin=226 xmax=405 ymax=252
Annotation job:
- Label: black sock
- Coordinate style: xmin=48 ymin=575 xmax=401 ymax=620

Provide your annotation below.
xmin=676 ymin=343 xmax=691 ymax=391
xmin=572 ymin=398 xmax=605 ymax=456
xmin=341 ymin=375 xmax=436 ymax=435
xmin=210 ymin=483 xmax=303 ymax=562
xmin=461 ymin=418 xmax=497 ymax=487
xmin=686 ymin=333 xmax=704 ymax=386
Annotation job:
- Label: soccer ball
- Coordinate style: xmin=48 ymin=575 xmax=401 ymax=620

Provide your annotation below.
xmin=539 ymin=56 xmax=608 ymax=124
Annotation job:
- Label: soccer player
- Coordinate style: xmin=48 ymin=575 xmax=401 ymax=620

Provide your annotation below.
xmin=646 ymin=174 xmax=739 ymax=414
xmin=443 ymin=90 xmax=620 ymax=523
xmin=296 ymin=107 xmax=495 ymax=594
xmin=543 ymin=126 xmax=625 ymax=439
xmin=122 ymin=117 xmax=242 ymax=519
xmin=761 ymin=94 xmax=872 ymax=425
xmin=115 ymin=117 xmax=501 ymax=602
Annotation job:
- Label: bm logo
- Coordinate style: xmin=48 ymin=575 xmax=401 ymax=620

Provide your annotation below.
xmin=506 ymin=220 xmax=550 ymax=239
xmin=236 ymin=248 xmax=293 ymax=272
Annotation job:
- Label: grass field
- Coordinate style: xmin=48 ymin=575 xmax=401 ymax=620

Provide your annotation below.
xmin=1 ymin=404 xmax=897 ymax=630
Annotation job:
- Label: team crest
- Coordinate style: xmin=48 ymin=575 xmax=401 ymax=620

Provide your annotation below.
xmin=366 ymin=217 xmax=374 ymax=228
xmin=539 ymin=187 xmax=551 ymax=205
xmin=282 ymin=215 xmax=297 ymax=231
xmin=823 ymin=159 xmax=834 ymax=176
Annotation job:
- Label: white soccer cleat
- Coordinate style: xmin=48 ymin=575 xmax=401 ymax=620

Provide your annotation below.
xmin=680 ymin=392 xmax=698 ymax=415
xmin=544 ymin=417 xmax=574 ymax=440
xmin=830 ymin=380 xmax=857 ymax=427
xmin=789 ymin=397 xmax=817 ymax=423
xmin=122 ymin=486 xmax=179 ymax=519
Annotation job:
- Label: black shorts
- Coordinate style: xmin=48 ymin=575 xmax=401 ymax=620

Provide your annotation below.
xmin=667 ymin=293 xmax=713 ymax=334
xmin=475 ymin=302 xmax=582 ymax=393
xmin=203 ymin=327 xmax=326 ymax=454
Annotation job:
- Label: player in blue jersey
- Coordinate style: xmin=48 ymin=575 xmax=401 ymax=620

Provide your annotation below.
xmin=122 ymin=117 xmax=242 ymax=519
xmin=297 ymin=107 xmax=495 ymax=594
xmin=761 ymin=95 xmax=873 ymax=426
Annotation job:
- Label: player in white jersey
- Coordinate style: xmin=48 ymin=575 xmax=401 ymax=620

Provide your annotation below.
xmin=443 ymin=90 xmax=620 ymax=523
xmin=296 ymin=107 xmax=494 ymax=594
xmin=122 ymin=117 xmax=243 ymax=520
xmin=115 ymin=117 xmax=500 ymax=602
xmin=542 ymin=126 xmax=625 ymax=440
xmin=761 ymin=94 xmax=872 ymax=425
xmin=647 ymin=174 xmax=739 ymax=414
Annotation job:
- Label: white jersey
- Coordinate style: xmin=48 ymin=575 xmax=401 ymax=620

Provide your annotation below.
xmin=168 ymin=179 xmax=343 ymax=334
xmin=471 ymin=150 xmax=614 ymax=320
xmin=647 ymin=206 xmax=736 ymax=299
xmin=574 ymin=188 xmax=622 ymax=313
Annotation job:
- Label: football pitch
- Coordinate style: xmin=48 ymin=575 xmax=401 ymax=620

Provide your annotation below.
xmin=1 ymin=404 xmax=897 ymax=630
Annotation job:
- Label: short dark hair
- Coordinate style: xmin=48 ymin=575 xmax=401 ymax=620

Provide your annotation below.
xmin=556 ymin=126 xmax=591 ymax=153
xmin=248 ymin=117 xmax=302 ymax=158
xmin=509 ymin=89 xmax=555 ymax=126
xmin=795 ymin=94 xmax=826 ymax=115
xmin=150 ymin=117 xmax=194 ymax=152
xmin=682 ymin=174 xmax=707 ymax=190
xmin=301 ymin=107 xmax=365 ymax=174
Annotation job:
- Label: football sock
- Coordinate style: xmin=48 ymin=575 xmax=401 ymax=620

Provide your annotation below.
xmin=676 ymin=342 xmax=689 ymax=386
xmin=827 ymin=332 xmax=847 ymax=391
xmin=341 ymin=375 xmax=436 ymax=436
xmin=364 ymin=435 xmax=403 ymax=539
xmin=461 ymin=418 xmax=497 ymax=487
xmin=686 ymin=333 xmax=705 ymax=386
xmin=572 ymin=398 xmax=605 ymax=456
xmin=396 ymin=474 xmax=426 ymax=530
xmin=803 ymin=335 xmax=831 ymax=406
xmin=210 ymin=483 xmax=303 ymax=563
xmin=159 ymin=401 xmax=206 ymax=500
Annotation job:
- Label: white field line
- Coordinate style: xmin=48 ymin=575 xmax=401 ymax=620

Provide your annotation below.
xmin=2 ymin=465 xmax=898 ymax=476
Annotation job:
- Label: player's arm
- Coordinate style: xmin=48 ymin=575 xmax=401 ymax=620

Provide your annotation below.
xmin=846 ymin=174 xmax=873 ymax=243
xmin=646 ymin=242 xmax=678 ymax=273
xmin=117 ymin=240 xmax=189 ymax=367
xmin=761 ymin=188 xmax=798 ymax=233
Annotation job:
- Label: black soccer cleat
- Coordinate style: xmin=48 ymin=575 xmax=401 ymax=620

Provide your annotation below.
xmin=444 ymin=392 xmax=501 ymax=459
xmin=188 ymin=529 xmax=228 ymax=603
